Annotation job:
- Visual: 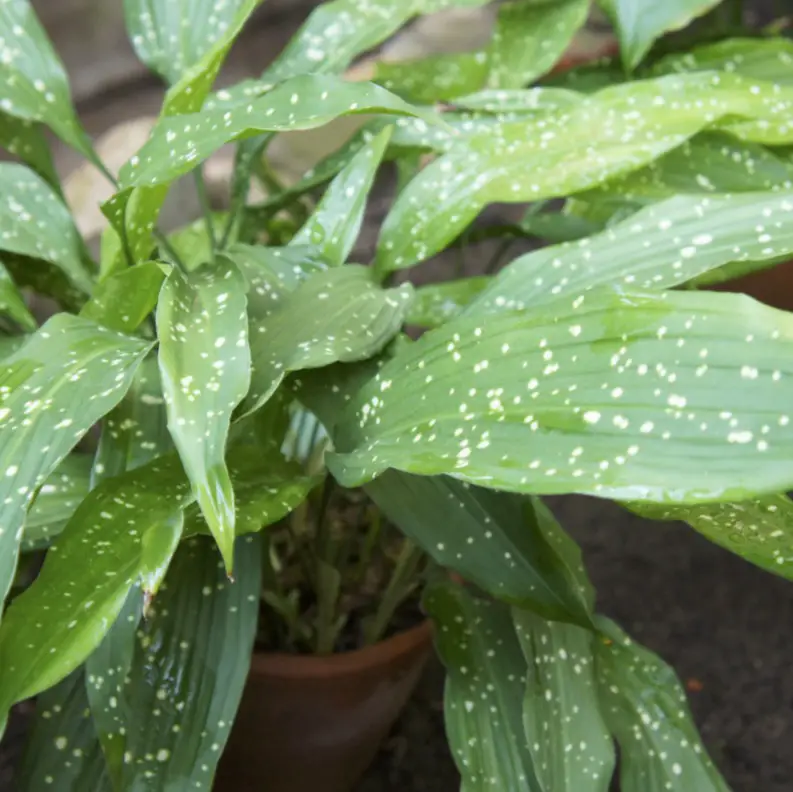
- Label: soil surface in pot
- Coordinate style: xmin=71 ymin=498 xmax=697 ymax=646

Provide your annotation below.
xmin=355 ymin=495 xmax=792 ymax=792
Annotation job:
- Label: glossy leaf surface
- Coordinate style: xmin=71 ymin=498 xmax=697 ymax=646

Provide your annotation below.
xmin=407 ymin=277 xmax=490 ymax=328
xmin=0 ymin=315 xmax=151 ymax=612
xmin=290 ymin=127 xmax=391 ymax=266
xmin=594 ymin=617 xmax=730 ymax=792
xmin=330 ymin=289 xmax=793 ymax=503
xmin=367 ymin=473 xmax=593 ymax=625
xmin=0 ymin=113 xmax=59 ymax=188
xmin=0 ymin=163 xmax=93 ymax=293
xmin=157 ymin=259 xmax=250 ymax=573
xmin=243 ymin=265 xmax=412 ymax=416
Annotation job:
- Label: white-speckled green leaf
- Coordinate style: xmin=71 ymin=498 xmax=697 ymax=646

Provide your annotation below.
xmin=375 ymin=71 xmax=793 ymax=274
xmin=0 ymin=453 xmax=192 ymax=712
xmin=290 ymin=127 xmax=392 ymax=266
xmin=157 ymin=259 xmax=250 ymax=573
xmin=472 ymin=191 xmax=793 ymax=314
xmin=0 ymin=0 xmax=97 ymax=162
xmin=366 ymin=473 xmax=594 ymax=625
xmin=629 ymin=494 xmax=793 ymax=581
xmin=0 ymin=113 xmax=60 ymax=188
xmin=0 ymin=163 xmax=93 ymax=293
xmin=408 ymin=277 xmax=490 ymax=328
xmin=15 ymin=670 xmax=111 ymax=792
xmin=243 ymin=265 xmax=413 ymax=416
xmin=21 ymin=453 xmax=92 ymax=552
xmin=114 ymin=535 xmax=260 ymax=791
xmin=599 ymin=0 xmax=721 ymax=71
xmin=594 ymin=617 xmax=730 ymax=792
xmin=0 ymin=315 xmax=152 ymax=615
xmin=513 ymin=612 xmax=615 ymax=792
xmin=330 ymin=288 xmax=793 ymax=503
xmin=425 ymin=581 xmax=541 ymax=792
xmin=489 ymin=0 xmax=589 ymax=89
xmin=0 ymin=260 xmax=36 ymax=330
xmin=81 ymin=261 xmax=166 ymax=334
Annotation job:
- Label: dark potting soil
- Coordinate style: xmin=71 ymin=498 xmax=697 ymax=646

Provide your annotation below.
xmin=355 ymin=495 xmax=793 ymax=792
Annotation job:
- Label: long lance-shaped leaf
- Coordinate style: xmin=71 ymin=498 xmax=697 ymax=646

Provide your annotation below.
xmin=21 ymin=453 xmax=93 ymax=552
xmin=599 ymin=0 xmax=722 ymax=71
xmin=157 ymin=260 xmax=250 ymax=573
xmin=0 ymin=315 xmax=152 ymax=614
xmin=329 ymin=288 xmax=793 ymax=503
xmin=594 ymin=617 xmax=731 ymax=792
xmin=15 ymin=670 xmax=111 ymax=792
xmin=242 ymin=265 xmax=413 ymax=416
xmin=262 ymin=0 xmax=492 ymax=83
xmin=488 ymin=0 xmax=590 ymax=89
xmin=471 ymin=191 xmax=793 ymax=315
xmin=0 ymin=113 xmax=60 ymax=190
xmin=0 ymin=0 xmax=99 ymax=164
xmin=375 ymin=71 xmax=793 ymax=274
xmin=512 ymin=612 xmax=615 ymax=792
xmin=366 ymin=473 xmax=594 ymax=626
xmin=0 ymin=163 xmax=93 ymax=293
xmin=425 ymin=580 xmax=542 ymax=792
xmin=114 ymin=535 xmax=260 ymax=791
xmin=0 ymin=453 xmax=193 ymax=716
xmin=290 ymin=127 xmax=392 ymax=266
xmin=0 ymin=260 xmax=36 ymax=330
xmin=408 ymin=277 xmax=490 ymax=328
xmin=629 ymin=494 xmax=793 ymax=581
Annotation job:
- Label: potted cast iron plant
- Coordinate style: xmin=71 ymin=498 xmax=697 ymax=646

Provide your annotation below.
xmin=2 ymin=1 xmax=793 ymax=791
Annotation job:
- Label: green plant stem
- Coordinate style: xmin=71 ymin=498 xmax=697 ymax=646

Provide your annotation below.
xmin=153 ymin=229 xmax=187 ymax=274
xmin=193 ymin=169 xmax=217 ymax=257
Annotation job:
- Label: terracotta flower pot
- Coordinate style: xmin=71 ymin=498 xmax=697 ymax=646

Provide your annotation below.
xmin=214 ymin=620 xmax=434 ymax=792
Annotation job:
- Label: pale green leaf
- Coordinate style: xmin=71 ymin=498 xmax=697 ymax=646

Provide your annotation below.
xmin=594 ymin=617 xmax=730 ymax=792
xmin=0 ymin=0 xmax=97 ymax=162
xmin=0 ymin=260 xmax=36 ymax=330
xmin=113 ymin=535 xmax=260 ymax=791
xmin=629 ymin=494 xmax=793 ymax=581
xmin=0 ymin=163 xmax=93 ymax=293
xmin=489 ymin=0 xmax=590 ymax=89
xmin=472 ymin=191 xmax=793 ymax=314
xmin=424 ymin=581 xmax=540 ymax=792
xmin=15 ymin=670 xmax=111 ymax=792
xmin=157 ymin=259 xmax=250 ymax=572
xmin=513 ymin=612 xmax=615 ymax=792
xmin=0 ymin=315 xmax=152 ymax=614
xmin=290 ymin=126 xmax=392 ymax=265
xmin=407 ymin=276 xmax=490 ymax=328
xmin=329 ymin=288 xmax=793 ymax=503
xmin=243 ymin=265 xmax=413 ymax=416
xmin=0 ymin=113 xmax=60 ymax=189
xmin=375 ymin=71 xmax=793 ymax=274
xmin=80 ymin=261 xmax=166 ymax=334
xmin=452 ymin=87 xmax=583 ymax=113
xmin=599 ymin=0 xmax=722 ymax=71
xmin=366 ymin=473 xmax=594 ymax=625
xmin=0 ymin=453 xmax=192 ymax=712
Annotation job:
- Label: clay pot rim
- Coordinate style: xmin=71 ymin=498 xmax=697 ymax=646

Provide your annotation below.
xmin=249 ymin=619 xmax=434 ymax=680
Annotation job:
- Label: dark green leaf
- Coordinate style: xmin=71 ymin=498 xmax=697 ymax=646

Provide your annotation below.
xmin=0 ymin=113 xmax=60 ymax=189
xmin=489 ymin=0 xmax=589 ymax=89
xmin=425 ymin=581 xmax=541 ymax=792
xmin=594 ymin=617 xmax=730 ymax=792
xmin=290 ymin=126 xmax=391 ymax=265
xmin=0 ymin=260 xmax=36 ymax=330
xmin=80 ymin=261 xmax=166 ymax=334
xmin=407 ymin=277 xmax=490 ymax=328
xmin=0 ymin=315 xmax=152 ymax=613
xmin=629 ymin=494 xmax=793 ymax=581
xmin=157 ymin=259 xmax=250 ymax=572
xmin=0 ymin=453 xmax=192 ymax=712
xmin=0 ymin=0 xmax=97 ymax=162
xmin=513 ymin=612 xmax=615 ymax=792
xmin=4 ymin=253 xmax=88 ymax=313
xmin=366 ymin=473 xmax=594 ymax=625
xmin=15 ymin=670 xmax=111 ymax=792
xmin=0 ymin=163 xmax=93 ymax=293
xmin=600 ymin=0 xmax=722 ymax=71
xmin=113 ymin=535 xmax=260 ymax=791
xmin=473 ymin=191 xmax=793 ymax=314
xmin=330 ymin=288 xmax=793 ymax=503
xmin=243 ymin=265 xmax=412 ymax=416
